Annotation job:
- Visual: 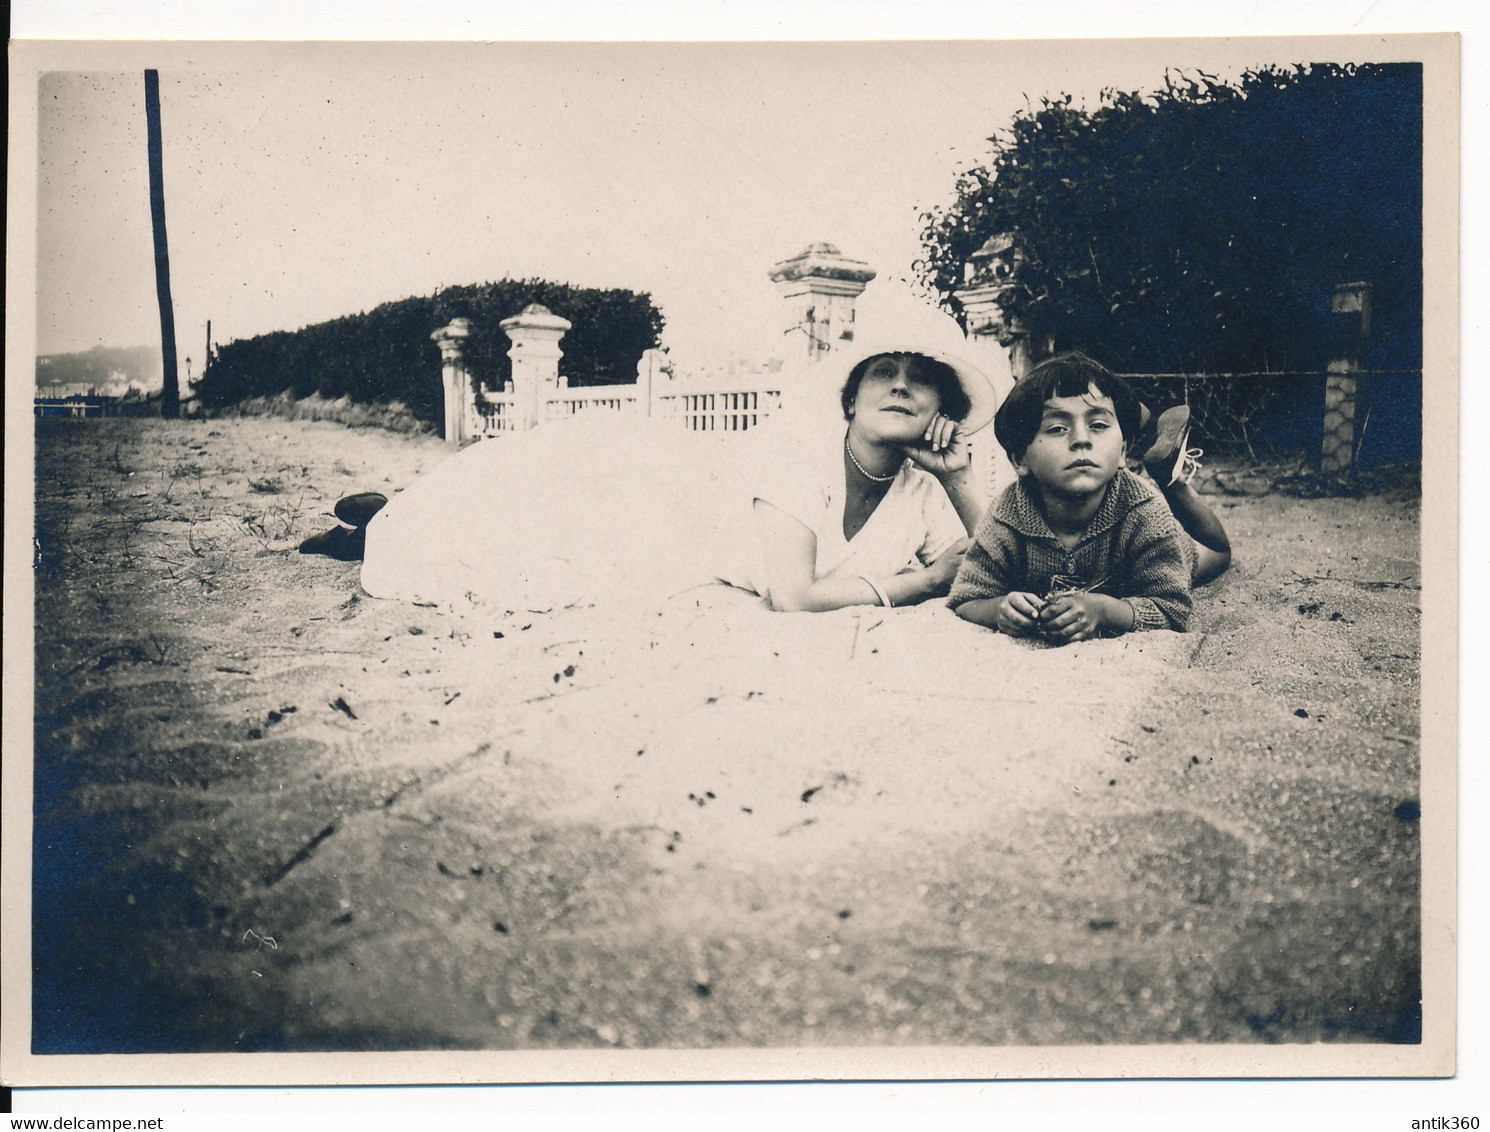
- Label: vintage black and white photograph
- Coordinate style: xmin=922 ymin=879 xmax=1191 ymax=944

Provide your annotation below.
xmin=4 ymin=26 xmax=1458 ymax=1089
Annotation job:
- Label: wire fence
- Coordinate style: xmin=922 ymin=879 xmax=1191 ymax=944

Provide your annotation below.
xmin=1119 ymin=369 xmax=1422 ymax=485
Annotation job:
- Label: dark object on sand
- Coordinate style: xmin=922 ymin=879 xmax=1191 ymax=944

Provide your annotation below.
xmin=300 ymin=492 xmax=389 ymax=561
xmin=298 ymin=525 xmax=366 ymax=562
xmin=334 ymin=492 xmax=389 ymax=527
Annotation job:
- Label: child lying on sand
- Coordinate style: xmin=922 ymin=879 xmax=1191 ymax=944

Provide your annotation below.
xmin=950 ymin=351 xmax=1231 ymax=644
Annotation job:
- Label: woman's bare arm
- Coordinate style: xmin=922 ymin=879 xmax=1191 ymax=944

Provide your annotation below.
xmin=935 ymin=466 xmax=985 ymax=537
xmin=903 ymin=417 xmax=984 ymax=536
xmin=752 ymin=499 xmax=952 ymax=612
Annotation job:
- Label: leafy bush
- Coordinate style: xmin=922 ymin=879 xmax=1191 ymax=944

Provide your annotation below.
xmin=918 ymin=63 xmax=1422 ymax=379
xmin=196 ymin=280 xmax=665 ymax=434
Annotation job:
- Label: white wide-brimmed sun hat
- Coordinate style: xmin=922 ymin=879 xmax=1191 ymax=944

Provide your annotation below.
xmin=826 ymin=334 xmax=998 ymax=436
xmin=784 ymin=278 xmax=1002 ymax=435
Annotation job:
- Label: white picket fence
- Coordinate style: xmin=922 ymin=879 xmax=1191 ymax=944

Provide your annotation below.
xmin=652 ymin=385 xmax=783 ymax=431
xmin=473 ymin=370 xmax=783 ymax=438
xmin=471 ymin=368 xmax=1009 ymax=500
xmin=441 ymin=307 xmax=1013 ymax=498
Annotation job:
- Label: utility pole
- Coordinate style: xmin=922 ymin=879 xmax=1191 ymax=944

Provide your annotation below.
xmin=144 ymin=70 xmax=179 ymax=418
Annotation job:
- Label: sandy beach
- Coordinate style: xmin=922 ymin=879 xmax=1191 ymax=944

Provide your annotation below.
xmin=29 ymin=415 xmax=1423 ymax=1060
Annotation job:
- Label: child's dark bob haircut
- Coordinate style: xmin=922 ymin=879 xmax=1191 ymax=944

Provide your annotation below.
xmin=841 ymin=352 xmax=972 ymax=424
xmin=993 ymin=351 xmax=1143 ymax=462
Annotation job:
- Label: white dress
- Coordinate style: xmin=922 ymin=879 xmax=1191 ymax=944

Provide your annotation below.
xmin=360 ymin=409 xmax=965 ymax=612
xmin=730 ymin=416 xmax=967 ymax=599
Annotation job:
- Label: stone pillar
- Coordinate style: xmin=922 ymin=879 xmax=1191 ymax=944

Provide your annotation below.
xmin=768 ymin=243 xmax=876 ymax=365
xmin=954 ymin=282 xmax=1046 ymax=380
xmin=499 ymin=303 xmax=572 ymax=430
xmin=637 ymin=348 xmax=671 ymax=417
xmin=954 ymin=232 xmax=1052 ymax=379
xmin=1321 ymin=281 xmax=1373 ymax=474
xmin=431 ymin=318 xmax=472 ymax=447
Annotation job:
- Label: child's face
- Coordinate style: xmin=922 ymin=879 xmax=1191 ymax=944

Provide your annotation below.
xmin=1016 ymin=384 xmax=1126 ymax=500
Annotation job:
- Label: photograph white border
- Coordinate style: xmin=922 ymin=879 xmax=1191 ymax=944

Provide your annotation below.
xmin=4 ymin=0 xmax=1481 ymax=1116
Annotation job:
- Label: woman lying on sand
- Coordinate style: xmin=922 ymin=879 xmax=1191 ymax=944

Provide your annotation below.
xmin=303 ymin=328 xmax=1000 ymax=615
xmin=732 ymin=337 xmax=995 ymax=611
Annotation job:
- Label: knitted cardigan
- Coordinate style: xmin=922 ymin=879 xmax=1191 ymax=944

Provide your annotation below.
xmin=948 ymin=468 xmax=1193 ymax=632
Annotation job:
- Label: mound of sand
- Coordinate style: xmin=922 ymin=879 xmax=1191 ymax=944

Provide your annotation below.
xmin=28 ymin=417 xmax=1423 ymax=1061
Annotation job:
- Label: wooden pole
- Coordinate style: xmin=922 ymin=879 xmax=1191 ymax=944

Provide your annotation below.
xmin=144 ymin=70 xmax=180 ymax=418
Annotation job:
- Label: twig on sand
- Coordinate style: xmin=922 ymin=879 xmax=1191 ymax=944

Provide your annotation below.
xmin=849 ymin=614 xmax=884 ymax=659
xmin=380 ymin=742 xmax=497 ymax=810
xmin=152 ymin=554 xmax=221 ymax=591
xmin=263 ymin=823 xmax=338 ymax=886
xmin=144 ymin=632 xmax=172 ymax=664
xmin=1290 ymin=569 xmax=1420 ymax=592
xmin=522 ymin=684 xmax=598 ymax=704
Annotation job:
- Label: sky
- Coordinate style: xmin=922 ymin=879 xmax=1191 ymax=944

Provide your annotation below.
xmin=27 ymin=36 xmax=1424 ymax=380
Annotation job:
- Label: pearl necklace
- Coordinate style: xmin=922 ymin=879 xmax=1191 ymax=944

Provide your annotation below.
xmin=845 ymin=434 xmax=900 ymax=483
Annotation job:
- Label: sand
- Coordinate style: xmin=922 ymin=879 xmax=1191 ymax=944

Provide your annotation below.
xmin=28 ymin=416 xmax=1422 ymax=1060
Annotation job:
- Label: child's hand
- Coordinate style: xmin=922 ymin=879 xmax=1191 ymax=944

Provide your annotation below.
xmin=995 ymin=591 xmax=1045 ymax=636
xmin=1038 ymin=592 xmax=1106 ymax=643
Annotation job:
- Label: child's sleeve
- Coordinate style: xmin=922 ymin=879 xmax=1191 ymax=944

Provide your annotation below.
xmin=948 ymin=506 xmax=1017 ymax=608
xmin=1119 ymin=512 xmax=1194 ymax=632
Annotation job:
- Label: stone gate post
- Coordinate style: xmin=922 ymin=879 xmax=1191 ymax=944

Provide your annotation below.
xmin=499 ymin=303 xmax=572 ymax=431
xmin=768 ymin=243 xmax=876 ymax=365
xmin=431 ymin=318 xmax=472 ymax=448
xmin=954 ymin=232 xmax=1051 ymax=379
xmin=637 ymin=348 xmax=671 ymax=416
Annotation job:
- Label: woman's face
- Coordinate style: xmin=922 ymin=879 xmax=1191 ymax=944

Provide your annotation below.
xmin=849 ymin=354 xmax=944 ymax=444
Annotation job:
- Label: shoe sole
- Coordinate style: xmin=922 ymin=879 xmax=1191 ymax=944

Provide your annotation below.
xmin=334 ymin=492 xmax=389 ymax=528
xmin=1141 ymin=406 xmax=1192 ymax=471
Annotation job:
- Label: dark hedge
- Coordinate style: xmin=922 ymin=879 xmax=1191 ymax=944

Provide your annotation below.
xmin=195 ymin=280 xmax=665 ymax=433
xmin=918 ymin=63 xmax=1422 ymax=379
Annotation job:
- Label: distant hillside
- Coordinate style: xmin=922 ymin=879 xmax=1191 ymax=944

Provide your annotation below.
xmin=37 ymin=345 xmax=162 ymax=391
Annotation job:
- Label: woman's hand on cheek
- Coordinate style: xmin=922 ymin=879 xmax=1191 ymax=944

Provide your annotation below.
xmin=904 ymin=415 xmax=971 ymax=479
